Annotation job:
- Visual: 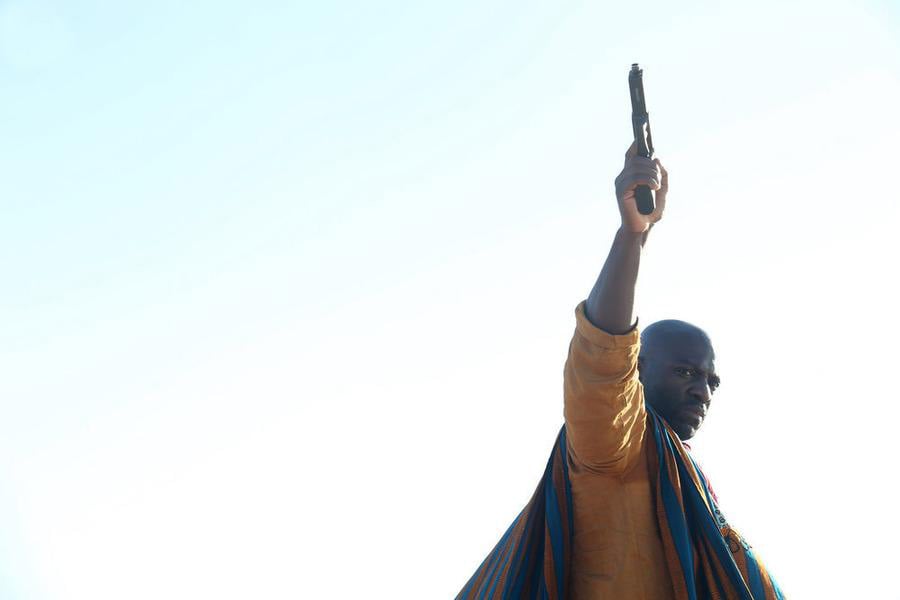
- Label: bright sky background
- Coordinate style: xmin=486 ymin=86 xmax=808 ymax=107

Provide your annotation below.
xmin=2 ymin=0 xmax=899 ymax=598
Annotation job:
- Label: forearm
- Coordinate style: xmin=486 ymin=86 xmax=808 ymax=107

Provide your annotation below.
xmin=584 ymin=227 xmax=645 ymax=334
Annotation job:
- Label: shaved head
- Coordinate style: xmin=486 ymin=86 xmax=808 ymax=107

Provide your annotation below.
xmin=640 ymin=320 xmax=713 ymax=361
xmin=638 ymin=320 xmax=718 ymax=440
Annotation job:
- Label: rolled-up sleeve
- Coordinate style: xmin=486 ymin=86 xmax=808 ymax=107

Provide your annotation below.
xmin=563 ymin=301 xmax=646 ymax=475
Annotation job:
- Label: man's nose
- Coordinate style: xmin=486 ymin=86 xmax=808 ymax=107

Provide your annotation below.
xmin=688 ymin=382 xmax=710 ymax=406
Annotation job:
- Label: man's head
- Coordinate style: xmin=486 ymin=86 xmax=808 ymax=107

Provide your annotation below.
xmin=638 ymin=320 xmax=719 ymax=441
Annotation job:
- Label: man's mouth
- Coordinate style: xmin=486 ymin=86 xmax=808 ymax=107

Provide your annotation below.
xmin=679 ymin=405 xmax=706 ymax=427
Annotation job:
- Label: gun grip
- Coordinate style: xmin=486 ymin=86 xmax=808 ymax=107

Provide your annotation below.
xmin=635 ymin=185 xmax=655 ymax=215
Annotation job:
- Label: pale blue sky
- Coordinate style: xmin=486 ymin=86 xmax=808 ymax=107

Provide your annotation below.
xmin=2 ymin=1 xmax=899 ymax=598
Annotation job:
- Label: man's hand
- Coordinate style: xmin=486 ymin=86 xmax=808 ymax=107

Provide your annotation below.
xmin=614 ymin=143 xmax=668 ymax=234
xmin=584 ymin=143 xmax=669 ymax=333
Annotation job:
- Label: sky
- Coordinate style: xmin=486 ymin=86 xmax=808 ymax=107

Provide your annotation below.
xmin=2 ymin=0 xmax=899 ymax=598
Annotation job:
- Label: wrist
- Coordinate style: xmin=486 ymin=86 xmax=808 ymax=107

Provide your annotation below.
xmin=617 ymin=226 xmax=646 ymax=245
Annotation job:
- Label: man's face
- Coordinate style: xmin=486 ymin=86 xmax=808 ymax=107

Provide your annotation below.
xmin=639 ymin=333 xmax=719 ymax=441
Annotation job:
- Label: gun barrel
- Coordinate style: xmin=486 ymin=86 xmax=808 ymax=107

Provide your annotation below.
xmin=629 ymin=64 xmax=647 ymax=114
xmin=628 ymin=63 xmax=655 ymax=215
xmin=628 ymin=63 xmax=653 ymax=159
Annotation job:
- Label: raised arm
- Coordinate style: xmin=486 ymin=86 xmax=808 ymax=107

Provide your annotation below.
xmin=563 ymin=144 xmax=668 ymax=473
xmin=585 ymin=144 xmax=668 ymax=333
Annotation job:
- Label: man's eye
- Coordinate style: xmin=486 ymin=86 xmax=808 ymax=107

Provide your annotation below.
xmin=675 ymin=367 xmax=694 ymax=378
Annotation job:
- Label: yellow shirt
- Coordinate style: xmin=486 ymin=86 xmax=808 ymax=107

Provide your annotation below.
xmin=564 ymin=301 xmax=676 ymax=599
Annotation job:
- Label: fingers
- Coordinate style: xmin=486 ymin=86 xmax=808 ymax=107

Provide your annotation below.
xmin=654 ymin=158 xmax=668 ymax=191
xmin=615 ymin=157 xmax=662 ymax=198
xmin=615 ymin=152 xmax=668 ymax=228
xmin=625 ymin=155 xmax=659 ymax=177
xmin=650 ymin=187 xmax=666 ymax=221
xmin=615 ymin=176 xmax=660 ymax=200
xmin=649 ymin=159 xmax=668 ymax=222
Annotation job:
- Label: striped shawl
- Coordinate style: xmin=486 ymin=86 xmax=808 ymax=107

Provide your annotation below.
xmin=456 ymin=409 xmax=784 ymax=599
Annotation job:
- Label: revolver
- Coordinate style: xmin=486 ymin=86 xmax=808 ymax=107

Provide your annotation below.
xmin=628 ymin=63 xmax=655 ymax=215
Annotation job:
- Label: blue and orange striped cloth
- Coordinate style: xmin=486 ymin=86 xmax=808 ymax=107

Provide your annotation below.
xmin=456 ymin=408 xmax=784 ymax=599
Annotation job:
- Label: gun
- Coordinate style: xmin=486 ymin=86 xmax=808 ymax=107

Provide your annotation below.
xmin=628 ymin=63 xmax=655 ymax=215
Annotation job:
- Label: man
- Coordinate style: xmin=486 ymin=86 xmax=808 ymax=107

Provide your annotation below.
xmin=457 ymin=145 xmax=783 ymax=599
